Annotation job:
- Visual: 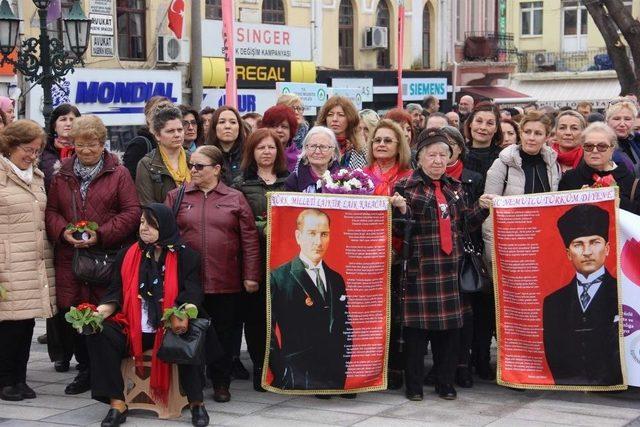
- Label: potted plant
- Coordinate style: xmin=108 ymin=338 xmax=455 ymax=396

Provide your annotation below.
xmin=66 ymin=220 xmax=99 ymax=241
xmin=161 ymin=303 xmax=198 ymax=329
xmin=65 ymin=303 xmax=104 ymax=335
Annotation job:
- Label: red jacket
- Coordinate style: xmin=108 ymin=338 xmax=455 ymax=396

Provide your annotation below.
xmin=45 ymin=153 xmax=141 ymax=308
xmin=166 ymin=181 xmax=261 ymax=294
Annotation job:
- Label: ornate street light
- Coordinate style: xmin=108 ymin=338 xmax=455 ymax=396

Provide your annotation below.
xmin=0 ymin=0 xmax=91 ymax=128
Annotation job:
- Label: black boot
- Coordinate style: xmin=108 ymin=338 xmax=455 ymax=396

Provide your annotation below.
xmin=191 ymin=405 xmax=210 ymax=427
xmin=0 ymin=385 xmax=23 ymax=401
xmin=65 ymin=369 xmax=91 ymax=395
xmin=15 ymin=382 xmax=36 ymax=399
xmin=100 ymin=408 xmax=127 ymax=427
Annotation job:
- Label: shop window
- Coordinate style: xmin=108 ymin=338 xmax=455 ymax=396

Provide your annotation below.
xmin=520 ymin=1 xmax=543 ymax=36
xmin=376 ymin=0 xmax=390 ymax=69
xmin=262 ymin=0 xmax=285 ymax=25
xmin=205 ymin=0 xmax=222 ymax=20
xmin=339 ymin=0 xmax=354 ymax=69
xmin=422 ymin=4 xmax=430 ymax=68
xmin=117 ymin=0 xmax=146 ymax=60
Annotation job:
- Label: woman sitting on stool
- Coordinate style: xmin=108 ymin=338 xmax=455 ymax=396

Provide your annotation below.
xmin=87 ymin=203 xmax=209 ymax=427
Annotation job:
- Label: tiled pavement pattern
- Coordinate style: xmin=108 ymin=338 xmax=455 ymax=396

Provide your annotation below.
xmin=1 ymin=320 xmax=639 ymax=426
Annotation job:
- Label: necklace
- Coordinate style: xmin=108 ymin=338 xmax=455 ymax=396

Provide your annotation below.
xmin=258 ymin=171 xmax=276 ymax=184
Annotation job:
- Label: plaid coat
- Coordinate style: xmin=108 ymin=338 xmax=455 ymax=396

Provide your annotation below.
xmin=394 ymin=171 xmax=489 ymax=330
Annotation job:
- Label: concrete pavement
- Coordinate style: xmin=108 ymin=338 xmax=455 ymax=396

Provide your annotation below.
xmin=1 ymin=320 xmax=639 ymax=427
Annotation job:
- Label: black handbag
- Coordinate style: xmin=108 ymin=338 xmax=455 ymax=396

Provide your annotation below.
xmin=72 ymin=247 xmax=119 ymax=286
xmin=68 ymin=186 xmax=118 ymax=286
xmin=157 ymin=317 xmax=211 ymax=365
xmin=458 ymin=220 xmax=491 ymax=294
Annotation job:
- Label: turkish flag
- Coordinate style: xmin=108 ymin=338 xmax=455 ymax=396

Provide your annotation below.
xmin=168 ymin=0 xmax=185 ymax=39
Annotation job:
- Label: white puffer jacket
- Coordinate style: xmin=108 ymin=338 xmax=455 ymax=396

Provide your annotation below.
xmin=0 ymin=159 xmax=56 ymax=321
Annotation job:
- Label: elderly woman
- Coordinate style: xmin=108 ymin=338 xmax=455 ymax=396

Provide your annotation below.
xmin=357 ymin=109 xmax=380 ymax=144
xmin=0 ymin=96 xmax=15 ymax=122
xmin=233 ymin=128 xmax=289 ymax=391
xmin=136 ymin=106 xmax=190 ymax=206
xmin=0 ymin=120 xmax=56 ymax=402
xmin=123 ymin=96 xmax=171 ymax=178
xmin=551 ymin=110 xmax=585 ymax=173
xmin=464 ymin=101 xmax=503 ymax=177
xmin=260 ymin=104 xmax=299 ymax=172
xmin=390 ymin=128 xmax=493 ymax=401
xmin=560 ymin=122 xmax=640 ymax=213
xmin=40 ymin=103 xmax=81 ymax=192
xmin=45 ymin=115 xmax=141 ymax=396
xmin=500 ymin=119 xmax=520 ymax=149
xmin=284 ymin=126 xmax=341 ymax=193
xmin=316 ymin=96 xmax=366 ymax=169
xmin=363 ymin=119 xmax=412 ymax=196
xmin=606 ymin=99 xmax=640 ymax=174
xmin=277 ymin=93 xmax=309 ymax=149
xmin=166 ymin=145 xmax=260 ymax=403
xmin=206 ymin=106 xmax=248 ymax=185
xmin=87 ymin=204 xmax=209 ymax=427
xmin=179 ymin=105 xmax=205 ymax=155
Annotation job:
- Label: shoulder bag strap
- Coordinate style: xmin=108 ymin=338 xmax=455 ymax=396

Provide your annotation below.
xmin=172 ymin=184 xmax=186 ymax=217
xmin=631 ymin=178 xmax=640 ymax=202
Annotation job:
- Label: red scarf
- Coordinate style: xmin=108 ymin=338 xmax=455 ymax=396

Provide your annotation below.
xmin=336 ymin=136 xmax=348 ymax=156
xmin=552 ymin=143 xmax=583 ymax=170
xmin=592 ymin=173 xmax=616 ymax=187
xmin=364 ymin=163 xmax=412 ymax=196
xmin=445 ymin=160 xmax=464 ymax=180
xmin=54 ymin=137 xmax=75 ymax=159
xmin=121 ymin=244 xmax=179 ymax=405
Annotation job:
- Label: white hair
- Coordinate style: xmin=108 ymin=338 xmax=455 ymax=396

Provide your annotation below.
xmin=300 ymin=126 xmax=341 ymax=164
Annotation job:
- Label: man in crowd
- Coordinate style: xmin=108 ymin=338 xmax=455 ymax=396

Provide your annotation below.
xmin=268 ymin=209 xmax=352 ymax=390
xmin=577 ymin=101 xmax=593 ymax=118
xmin=457 ymin=95 xmax=474 ymax=124
xmin=543 ymin=204 xmax=623 ymax=386
xmin=406 ymin=103 xmax=425 ymax=133
xmin=445 ymin=111 xmax=460 ymax=129
xmin=423 ymin=96 xmax=440 ymax=115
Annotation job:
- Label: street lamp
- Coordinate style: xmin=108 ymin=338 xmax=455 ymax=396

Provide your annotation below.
xmin=0 ymin=0 xmax=91 ymax=129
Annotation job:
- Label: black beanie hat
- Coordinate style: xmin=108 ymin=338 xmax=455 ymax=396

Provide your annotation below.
xmin=414 ymin=127 xmax=452 ymax=162
xmin=557 ymin=204 xmax=609 ymax=247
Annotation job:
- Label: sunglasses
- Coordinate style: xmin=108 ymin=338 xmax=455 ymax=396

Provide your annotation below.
xmin=188 ymin=162 xmax=215 ymax=171
xmin=583 ymin=143 xmax=612 ymax=152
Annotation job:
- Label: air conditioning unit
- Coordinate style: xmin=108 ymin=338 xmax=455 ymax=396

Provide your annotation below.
xmin=362 ymin=26 xmax=388 ymax=49
xmin=157 ymin=35 xmax=190 ymax=63
xmin=533 ymin=52 xmax=557 ymax=67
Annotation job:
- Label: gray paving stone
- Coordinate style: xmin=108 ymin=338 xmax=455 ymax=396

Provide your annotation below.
xmin=224 ymin=414 xmax=335 ymax=427
xmin=201 ymin=399 xmax=270 ymax=416
xmin=5 ymin=394 xmax=94 ymax=410
xmin=253 ymin=406 xmax=369 ymax=426
xmin=32 ymin=382 xmax=90 ymax=398
xmin=282 ymin=395 xmax=394 ymax=416
xmin=0 ymin=403 xmax=67 ymax=421
xmin=523 ymin=399 xmax=640 ymax=420
xmin=380 ymin=399 xmax=513 ymax=426
xmin=38 ymin=402 xmax=106 ymax=425
xmin=504 ymin=407 xmax=629 ymax=427
xmin=352 ymin=416 xmax=436 ymax=426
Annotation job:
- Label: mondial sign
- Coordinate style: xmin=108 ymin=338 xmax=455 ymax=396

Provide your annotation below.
xmin=26 ymin=69 xmax=182 ymax=126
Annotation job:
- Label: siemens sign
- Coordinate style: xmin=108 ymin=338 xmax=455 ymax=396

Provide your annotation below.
xmin=401 ymin=78 xmax=449 ymax=101
xmin=26 ymin=68 xmax=182 ymax=126
xmin=75 ymin=81 xmax=178 ymax=104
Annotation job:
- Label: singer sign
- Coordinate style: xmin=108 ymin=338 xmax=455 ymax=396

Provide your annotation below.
xmin=202 ymin=20 xmax=311 ymax=61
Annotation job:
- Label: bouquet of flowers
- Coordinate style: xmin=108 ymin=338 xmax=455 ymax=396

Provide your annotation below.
xmin=319 ymin=168 xmax=375 ymax=195
xmin=66 ymin=220 xmax=98 ymax=241
xmin=161 ymin=303 xmax=198 ymax=329
xmin=65 ymin=303 xmax=104 ymax=334
xmin=0 ymin=284 xmax=6 ymax=301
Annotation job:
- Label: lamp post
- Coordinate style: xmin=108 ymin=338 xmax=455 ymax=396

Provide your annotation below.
xmin=0 ymin=0 xmax=90 ymax=129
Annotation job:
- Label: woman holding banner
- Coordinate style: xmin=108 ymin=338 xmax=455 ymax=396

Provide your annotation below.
xmin=559 ymin=122 xmax=640 ymax=213
xmin=284 ymin=127 xmax=341 ymax=193
xmin=233 ymin=128 xmax=289 ymax=391
xmin=316 ymin=96 xmax=366 ymax=170
xmin=390 ymin=128 xmax=494 ymax=401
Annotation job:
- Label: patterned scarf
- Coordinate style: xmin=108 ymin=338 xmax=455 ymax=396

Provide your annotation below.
xmin=159 ymin=146 xmax=191 ymax=185
xmin=55 ymin=137 xmax=74 ymax=159
xmin=73 ymin=154 xmax=104 ymax=200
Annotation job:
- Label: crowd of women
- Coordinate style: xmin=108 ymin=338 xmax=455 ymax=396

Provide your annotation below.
xmin=0 ymin=90 xmax=638 ymax=426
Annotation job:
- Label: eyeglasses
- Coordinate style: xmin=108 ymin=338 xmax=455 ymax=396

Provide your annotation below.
xmin=188 ymin=162 xmax=215 ymax=171
xmin=583 ymin=143 xmax=613 ymax=152
xmin=182 ymin=120 xmax=198 ymax=128
xmin=17 ymin=145 xmax=43 ymax=157
xmin=372 ymin=137 xmax=398 ymax=145
xmin=292 ymin=106 xmax=306 ymax=113
xmin=74 ymin=143 xmax=102 ymax=151
xmin=306 ymin=144 xmax=333 ymax=153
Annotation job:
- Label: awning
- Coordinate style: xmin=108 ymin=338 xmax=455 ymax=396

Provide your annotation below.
xmin=509 ymin=79 xmax=621 ymax=109
xmin=459 ymin=86 xmax=536 ymax=104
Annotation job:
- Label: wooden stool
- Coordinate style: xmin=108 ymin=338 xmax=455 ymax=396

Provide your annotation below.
xmin=121 ymin=350 xmax=188 ymax=419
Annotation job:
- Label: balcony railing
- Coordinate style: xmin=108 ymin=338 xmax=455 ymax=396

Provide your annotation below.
xmin=463 ymin=31 xmax=518 ymax=63
xmin=517 ymin=48 xmax=628 ymax=73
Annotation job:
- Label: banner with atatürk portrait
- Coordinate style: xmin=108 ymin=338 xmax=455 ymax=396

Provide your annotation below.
xmin=492 ymin=187 xmax=627 ymax=391
xmin=263 ymin=192 xmax=391 ymax=395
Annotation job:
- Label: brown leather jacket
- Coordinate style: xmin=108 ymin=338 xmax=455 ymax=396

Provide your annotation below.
xmin=165 ymin=181 xmax=261 ymax=294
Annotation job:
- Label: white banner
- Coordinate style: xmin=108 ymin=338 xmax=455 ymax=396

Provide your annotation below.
xmin=618 ymin=210 xmax=640 ymax=387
